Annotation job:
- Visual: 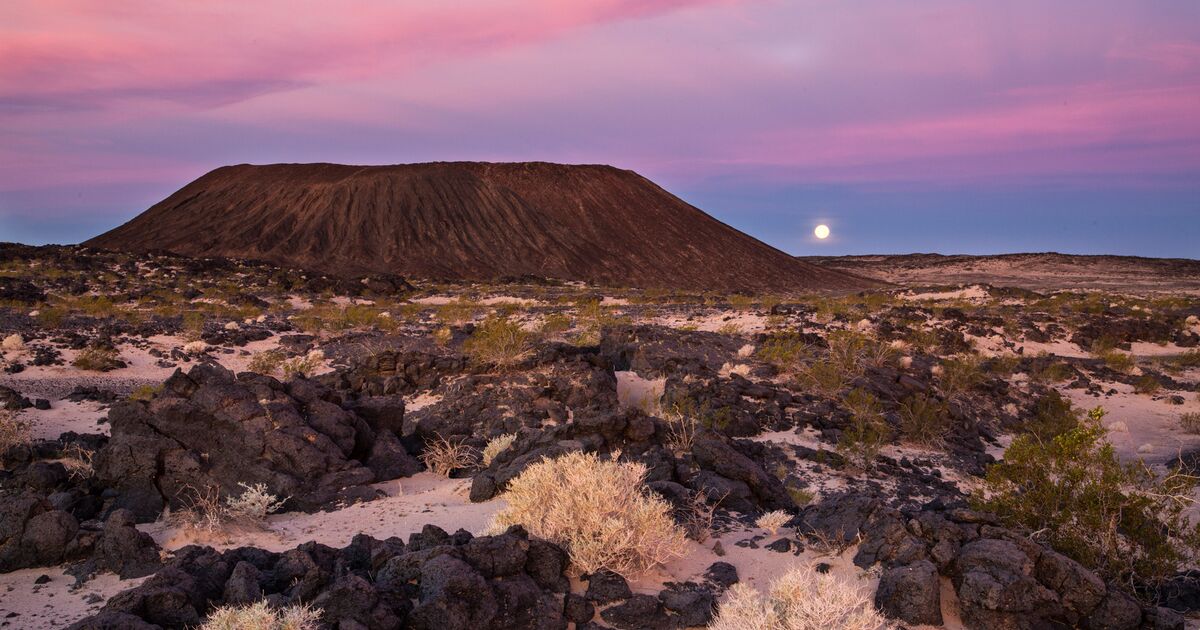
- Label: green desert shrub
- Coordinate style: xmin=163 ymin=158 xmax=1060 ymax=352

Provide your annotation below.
xmin=1133 ymin=375 xmax=1161 ymax=395
xmin=898 ymin=393 xmax=950 ymax=447
xmin=1100 ymin=350 xmax=1135 ymax=373
xmin=247 ymin=349 xmax=286 ymax=375
xmin=975 ymin=407 xmax=1200 ymax=586
xmin=756 ymin=333 xmax=813 ymax=369
xmin=837 ymin=388 xmax=889 ymax=469
xmin=463 ymin=315 xmax=532 ymax=367
xmin=1026 ymin=390 xmax=1080 ymax=441
xmin=939 ymin=354 xmax=984 ymax=397
xmin=72 ymin=345 xmax=123 ymax=372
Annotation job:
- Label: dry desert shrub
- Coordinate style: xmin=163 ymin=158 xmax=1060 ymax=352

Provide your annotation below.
xmin=481 ymin=433 xmax=517 ymax=467
xmin=680 ymin=489 xmax=725 ymax=543
xmin=756 ymin=510 xmax=791 ymax=536
xmin=199 ymin=600 xmax=322 ymax=630
xmin=1 ymin=334 xmax=25 ymax=353
xmin=225 ymin=482 xmax=288 ymax=524
xmin=1180 ymin=412 xmax=1200 ymax=434
xmin=421 ymin=434 xmax=479 ymax=476
xmin=60 ymin=444 xmax=96 ymax=480
xmin=170 ymin=482 xmax=286 ymax=533
xmin=0 ymin=409 xmax=32 ymax=458
xmin=662 ymin=404 xmax=700 ymax=453
xmin=487 ymin=451 xmax=688 ymax=576
xmin=709 ymin=566 xmax=891 ymax=630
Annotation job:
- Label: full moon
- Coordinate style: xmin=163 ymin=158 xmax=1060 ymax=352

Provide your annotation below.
xmin=814 ymin=224 xmax=830 ymax=239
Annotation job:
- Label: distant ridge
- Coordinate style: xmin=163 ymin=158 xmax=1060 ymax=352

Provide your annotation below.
xmin=87 ymin=162 xmax=876 ymax=291
xmin=801 ymin=252 xmax=1200 ymax=293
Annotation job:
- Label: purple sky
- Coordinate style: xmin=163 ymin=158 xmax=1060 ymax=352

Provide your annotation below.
xmin=2 ymin=0 xmax=1198 ymax=256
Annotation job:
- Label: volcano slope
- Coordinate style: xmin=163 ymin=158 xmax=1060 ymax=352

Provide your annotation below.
xmin=87 ymin=162 xmax=872 ymax=292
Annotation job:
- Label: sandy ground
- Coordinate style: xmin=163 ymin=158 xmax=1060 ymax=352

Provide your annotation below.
xmin=1060 ymin=383 xmax=1200 ymax=465
xmin=142 ymin=474 xmax=499 ymax=554
xmin=0 ymin=566 xmax=147 ymax=629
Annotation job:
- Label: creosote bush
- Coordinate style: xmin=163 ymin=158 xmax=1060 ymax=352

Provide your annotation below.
xmin=709 ymin=566 xmax=892 ymax=630
xmin=1027 ymin=390 xmax=1079 ymax=441
xmin=976 ymin=406 xmax=1200 ymax=587
xmin=199 ymin=600 xmax=322 ymax=630
xmin=463 ymin=315 xmax=532 ymax=367
xmin=487 ymin=451 xmax=688 ymax=576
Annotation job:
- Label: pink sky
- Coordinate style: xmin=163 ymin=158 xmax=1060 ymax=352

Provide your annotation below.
xmin=1 ymin=0 xmax=1198 ymax=252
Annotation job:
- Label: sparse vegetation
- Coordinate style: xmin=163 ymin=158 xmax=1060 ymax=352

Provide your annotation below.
xmin=1179 ymin=412 xmax=1200 ymax=434
xmin=128 ymin=384 xmax=162 ymax=402
xmin=282 ymin=350 xmax=324 ymax=379
xmin=1027 ymin=390 xmax=1079 ymax=441
xmin=420 ymin=434 xmax=479 ymax=476
xmin=72 ymin=345 xmax=123 ymax=371
xmin=681 ymin=490 xmax=721 ymax=543
xmin=463 ymin=315 xmax=532 ymax=367
xmin=939 ymin=354 xmax=984 ymax=397
xmin=662 ymin=403 xmax=700 ymax=453
xmin=756 ymin=333 xmax=812 ymax=369
xmin=198 ymin=600 xmax=322 ymax=630
xmin=225 ymin=482 xmax=288 ymax=526
xmin=60 ymin=444 xmax=95 ymax=480
xmin=248 ymin=349 xmax=286 ymax=374
xmin=976 ymin=406 xmax=1200 ymax=587
xmin=1132 ymin=374 xmax=1161 ymax=395
xmin=481 ymin=433 xmax=517 ymax=467
xmin=837 ymin=388 xmax=889 ymax=469
xmin=709 ymin=566 xmax=892 ymax=630
xmin=487 ymin=451 xmax=688 ymax=576
xmin=756 ymin=510 xmax=791 ymax=535
xmin=1099 ymin=349 xmax=1135 ymax=373
xmin=0 ymin=409 xmax=32 ymax=459
xmin=1 ymin=334 xmax=25 ymax=353
xmin=898 ymin=393 xmax=950 ymax=447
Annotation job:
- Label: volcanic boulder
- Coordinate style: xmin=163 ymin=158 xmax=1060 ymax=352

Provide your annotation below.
xmin=94 ymin=363 xmax=419 ymax=521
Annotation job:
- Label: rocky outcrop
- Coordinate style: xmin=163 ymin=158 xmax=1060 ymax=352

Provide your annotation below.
xmin=70 ymin=525 xmax=568 ymax=630
xmin=94 ymin=363 xmax=420 ymax=521
xmin=796 ymin=491 xmax=1183 ymax=630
